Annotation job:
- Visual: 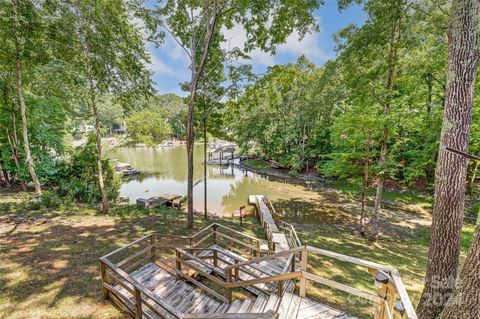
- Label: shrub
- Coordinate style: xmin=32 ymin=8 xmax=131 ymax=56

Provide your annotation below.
xmin=40 ymin=190 xmax=62 ymax=209
xmin=58 ymin=135 xmax=120 ymax=204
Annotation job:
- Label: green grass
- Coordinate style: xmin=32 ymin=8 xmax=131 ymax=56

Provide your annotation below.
xmin=326 ymin=180 xmax=433 ymax=208
xmin=0 ymin=191 xmax=474 ymax=319
xmin=0 ymin=192 xmax=264 ymax=319
xmin=243 ymin=159 xmax=270 ymax=170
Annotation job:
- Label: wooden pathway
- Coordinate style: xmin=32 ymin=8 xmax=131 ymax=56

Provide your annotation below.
xmin=115 ymin=262 xmax=352 ymax=319
xmin=100 ymin=197 xmax=418 ymax=319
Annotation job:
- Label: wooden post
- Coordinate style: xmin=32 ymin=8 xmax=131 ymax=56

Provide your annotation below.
xmin=134 ymin=287 xmax=142 ymax=319
xmin=248 ymin=238 xmax=252 ymax=256
xmin=175 ymin=250 xmax=182 ymax=280
xmin=99 ymin=260 xmax=109 ymax=300
xmin=256 ymin=241 xmax=261 ymax=257
xmin=226 ymin=269 xmax=232 ymax=303
xmin=213 ymin=249 xmax=218 ymax=268
xmin=278 ymin=281 xmax=283 ymax=297
xmin=150 ymin=235 xmax=156 ymax=262
xmin=234 ymin=259 xmax=239 ymax=281
xmin=374 ymin=272 xmax=396 ymax=319
xmin=299 ymin=249 xmax=307 ymax=297
xmin=212 ymin=224 xmax=217 ymax=245
xmin=291 ymin=254 xmax=296 ymax=272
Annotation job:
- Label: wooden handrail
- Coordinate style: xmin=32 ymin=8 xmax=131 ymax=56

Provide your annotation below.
xmin=225 ymin=246 xmax=305 ymax=271
xmin=277 ymin=219 xmax=302 ymax=247
xmin=100 ymin=220 xmax=417 ymax=319
xmin=390 ymin=269 xmax=418 ymax=319
xmin=305 ymin=245 xmax=394 ymax=273
xmin=101 ymin=234 xmax=152 ymax=259
xmin=100 ymin=257 xmax=183 ymax=318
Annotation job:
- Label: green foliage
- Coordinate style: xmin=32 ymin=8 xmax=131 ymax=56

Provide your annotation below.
xmin=58 ymin=135 xmax=120 ymax=204
xmin=126 ymin=109 xmax=172 ymax=146
xmin=40 ymin=190 xmax=62 ymax=209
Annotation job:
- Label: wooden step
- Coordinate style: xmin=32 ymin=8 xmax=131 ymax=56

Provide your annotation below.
xmin=250 ymin=295 xmax=268 ymax=313
xmin=226 ymin=300 xmax=242 ymax=313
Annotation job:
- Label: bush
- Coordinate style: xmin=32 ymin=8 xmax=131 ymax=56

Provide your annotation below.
xmin=58 ymin=135 xmax=120 ymax=204
xmin=40 ymin=190 xmax=62 ymax=209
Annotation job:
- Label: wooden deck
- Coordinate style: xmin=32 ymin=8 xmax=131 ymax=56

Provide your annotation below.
xmin=99 ymin=198 xmax=418 ymax=319
xmin=116 ymin=262 xmax=353 ymax=319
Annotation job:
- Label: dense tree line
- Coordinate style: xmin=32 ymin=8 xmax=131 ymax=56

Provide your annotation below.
xmin=0 ymin=0 xmax=152 ymax=211
xmin=229 ymin=0 xmax=479 ymax=217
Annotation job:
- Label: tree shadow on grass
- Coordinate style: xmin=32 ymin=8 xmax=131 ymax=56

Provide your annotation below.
xmin=0 ymin=212 xmax=204 ymax=319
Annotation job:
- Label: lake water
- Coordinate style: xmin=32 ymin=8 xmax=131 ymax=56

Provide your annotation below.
xmin=111 ymin=145 xmax=354 ymax=224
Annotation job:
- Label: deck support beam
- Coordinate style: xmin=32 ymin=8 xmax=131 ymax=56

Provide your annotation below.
xmin=99 ymin=260 xmax=110 ymax=300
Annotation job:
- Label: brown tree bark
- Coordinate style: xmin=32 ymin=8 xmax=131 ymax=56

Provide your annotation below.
xmin=438 ymin=224 xmax=480 ymax=318
xmin=417 ymin=0 xmax=480 ymax=317
xmin=186 ymin=1 xmax=217 ymax=229
xmin=203 ymin=102 xmax=208 ymax=220
xmin=14 ymin=41 xmax=41 ymax=194
xmin=373 ymin=12 xmax=402 ymax=239
xmin=9 ymin=89 xmax=27 ymax=191
xmin=90 ymin=90 xmax=109 ymax=214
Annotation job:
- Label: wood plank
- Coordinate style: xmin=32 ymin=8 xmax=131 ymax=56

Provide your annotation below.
xmin=226 ymin=300 xmax=242 ymax=313
xmin=175 ymin=269 xmax=229 ymax=304
xmin=182 ymin=310 xmax=279 ymax=319
xmin=390 ymin=269 xmax=418 ymax=319
xmin=306 ymin=245 xmax=394 ymax=273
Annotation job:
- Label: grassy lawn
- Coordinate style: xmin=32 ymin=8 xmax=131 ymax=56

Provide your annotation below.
xmin=325 ymin=180 xmax=433 ymax=209
xmin=0 ymin=192 xmax=474 ymax=319
xmin=0 ymin=193 xmax=263 ymax=319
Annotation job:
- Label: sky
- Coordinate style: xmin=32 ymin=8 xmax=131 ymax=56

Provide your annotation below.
xmin=146 ymin=1 xmax=366 ymax=96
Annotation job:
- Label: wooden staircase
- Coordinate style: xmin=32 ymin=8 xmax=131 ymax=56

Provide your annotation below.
xmin=115 ymin=261 xmax=352 ymax=319
xmin=99 ymin=198 xmax=418 ymax=319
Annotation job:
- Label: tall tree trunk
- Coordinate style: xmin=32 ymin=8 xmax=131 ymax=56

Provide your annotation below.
xmin=9 ymin=90 xmax=26 ymax=191
xmin=203 ymin=103 xmax=208 ymax=220
xmin=438 ymin=224 xmax=480 ymax=318
xmin=91 ymin=90 xmax=109 ymax=214
xmin=186 ymin=89 xmax=196 ymax=229
xmin=417 ymin=0 xmax=480 ymax=317
xmin=185 ymin=2 xmax=217 ymax=229
xmin=83 ymin=39 xmax=109 ymax=214
xmin=15 ymin=42 xmax=41 ymax=194
xmin=373 ymin=14 xmax=402 ymax=239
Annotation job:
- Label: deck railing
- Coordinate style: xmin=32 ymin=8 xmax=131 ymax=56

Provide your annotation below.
xmin=221 ymin=245 xmax=417 ymax=319
xmin=99 ymin=222 xmax=417 ymax=319
xmin=98 ymin=224 xmax=276 ymax=319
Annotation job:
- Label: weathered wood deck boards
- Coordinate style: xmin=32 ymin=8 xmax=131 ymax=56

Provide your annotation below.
xmin=249 ymin=195 xmax=290 ymax=254
xmin=197 ymin=244 xmax=288 ymax=296
xmin=116 ymin=262 xmax=225 ymax=318
xmin=113 ymin=259 xmax=353 ymax=318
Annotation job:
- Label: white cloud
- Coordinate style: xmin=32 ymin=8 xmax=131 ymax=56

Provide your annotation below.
xmin=221 ymin=24 xmax=275 ymax=66
xmin=277 ymin=30 xmax=332 ymax=64
xmin=147 ymin=53 xmax=178 ymax=76
xmin=221 ymin=19 xmax=331 ymax=67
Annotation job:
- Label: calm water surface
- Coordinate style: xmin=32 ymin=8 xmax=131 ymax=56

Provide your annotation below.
xmin=110 ymin=145 xmax=353 ymax=224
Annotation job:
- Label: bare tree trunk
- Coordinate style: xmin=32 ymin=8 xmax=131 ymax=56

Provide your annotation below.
xmin=15 ymin=42 xmax=41 ymax=194
xmin=9 ymin=90 xmax=26 ymax=191
xmin=203 ymin=104 xmax=208 ymax=220
xmin=186 ymin=1 xmax=217 ymax=229
xmin=373 ymin=13 xmax=402 ymax=239
xmin=186 ymin=89 xmax=196 ymax=229
xmin=91 ymin=90 xmax=109 ymax=214
xmin=83 ymin=40 xmax=109 ymax=214
xmin=438 ymin=224 xmax=480 ymax=318
xmin=417 ymin=0 xmax=480 ymax=317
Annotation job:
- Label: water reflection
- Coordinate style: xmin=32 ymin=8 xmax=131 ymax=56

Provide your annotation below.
xmin=111 ymin=145 xmax=355 ymax=224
